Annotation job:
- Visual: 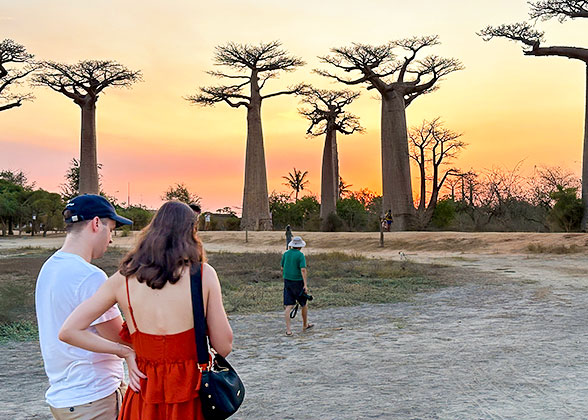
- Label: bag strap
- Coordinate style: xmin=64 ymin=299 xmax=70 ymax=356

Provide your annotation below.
xmin=190 ymin=263 xmax=210 ymax=365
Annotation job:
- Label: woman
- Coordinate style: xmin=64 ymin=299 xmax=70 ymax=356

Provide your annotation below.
xmin=59 ymin=201 xmax=233 ymax=420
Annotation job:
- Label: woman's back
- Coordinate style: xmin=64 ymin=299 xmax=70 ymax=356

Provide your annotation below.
xmin=117 ymin=269 xmax=198 ymax=337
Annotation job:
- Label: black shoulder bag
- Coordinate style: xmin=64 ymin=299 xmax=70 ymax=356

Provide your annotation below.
xmin=191 ymin=264 xmax=245 ymax=420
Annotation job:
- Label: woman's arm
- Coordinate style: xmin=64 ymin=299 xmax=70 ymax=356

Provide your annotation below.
xmin=59 ymin=274 xmax=146 ymax=391
xmin=202 ymin=264 xmax=233 ymax=357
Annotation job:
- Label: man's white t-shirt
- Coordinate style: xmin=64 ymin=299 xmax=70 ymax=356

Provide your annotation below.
xmin=35 ymin=250 xmax=124 ymax=408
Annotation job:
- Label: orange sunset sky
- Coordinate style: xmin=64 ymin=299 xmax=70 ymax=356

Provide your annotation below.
xmin=1 ymin=0 xmax=586 ymax=212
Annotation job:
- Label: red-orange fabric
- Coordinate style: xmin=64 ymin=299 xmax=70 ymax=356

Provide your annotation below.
xmin=118 ymin=278 xmax=204 ymax=420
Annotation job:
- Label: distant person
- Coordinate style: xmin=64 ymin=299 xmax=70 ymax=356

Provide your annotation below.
xmin=384 ymin=209 xmax=394 ymax=232
xmin=59 ymin=201 xmax=233 ymax=420
xmin=285 ymin=225 xmax=293 ymax=250
xmin=281 ymin=236 xmax=314 ymax=336
xmin=35 ymin=194 xmax=132 ymax=419
xmin=204 ymin=212 xmax=211 ymax=230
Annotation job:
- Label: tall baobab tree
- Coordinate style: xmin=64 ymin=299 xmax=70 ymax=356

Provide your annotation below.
xmin=408 ymin=118 xmax=466 ymax=227
xmin=0 ymin=39 xmax=37 ymax=112
xmin=33 ymin=61 xmax=141 ymax=195
xmin=317 ymin=36 xmax=463 ymax=230
xmin=187 ymin=41 xmax=306 ymax=230
xmin=283 ymin=168 xmax=309 ymax=202
xmin=299 ymin=88 xmax=362 ymax=228
xmin=479 ymin=0 xmax=588 ymax=230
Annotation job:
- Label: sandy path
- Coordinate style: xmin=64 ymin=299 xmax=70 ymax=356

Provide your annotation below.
xmin=1 ymin=232 xmax=587 ymax=419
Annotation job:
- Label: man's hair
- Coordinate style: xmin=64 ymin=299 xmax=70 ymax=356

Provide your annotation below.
xmin=64 ymin=210 xmax=109 ymax=234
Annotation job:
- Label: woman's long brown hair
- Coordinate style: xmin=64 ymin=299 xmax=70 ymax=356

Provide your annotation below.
xmin=119 ymin=201 xmax=206 ymax=289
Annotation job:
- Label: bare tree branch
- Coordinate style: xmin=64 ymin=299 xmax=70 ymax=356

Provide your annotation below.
xmin=0 ymin=39 xmax=37 ymax=112
xmin=33 ymin=60 xmax=142 ymax=105
xmin=529 ymin=0 xmax=588 ymax=21
xmin=299 ymin=87 xmax=363 ymax=136
xmin=478 ymin=22 xmax=545 ymax=49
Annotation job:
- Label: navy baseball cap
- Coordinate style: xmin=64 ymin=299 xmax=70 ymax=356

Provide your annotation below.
xmin=63 ymin=194 xmax=132 ymax=227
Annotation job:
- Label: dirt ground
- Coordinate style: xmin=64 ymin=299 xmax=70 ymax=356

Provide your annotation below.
xmin=1 ymin=231 xmax=588 ymax=419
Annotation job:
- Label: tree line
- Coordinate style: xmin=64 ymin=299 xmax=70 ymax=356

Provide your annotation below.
xmin=2 ymin=1 xmax=586 ymax=231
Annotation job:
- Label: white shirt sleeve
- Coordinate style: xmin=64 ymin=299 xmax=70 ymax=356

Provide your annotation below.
xmin=76 ymin=270 xmax=121 ymax=327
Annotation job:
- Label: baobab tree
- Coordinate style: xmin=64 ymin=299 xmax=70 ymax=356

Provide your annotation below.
xmin=479 ymin=0 xmax=588 ymax=230
xmin=187 ymin=41 xmax=306 ymax=230
xmin=0 ymin=39 xmax=37 ymax=112
xmin=282 ymin=168 xmax=309 ymax=202
xmin=408 ymin=118 xmax=466 ymax=227
xmin=299 ymin=88 xmax=362 ymax=228
xmin=33 ymin=60 xmax=141 ymax=194
xmin=317 ymin=36 xmax=463 ymax=230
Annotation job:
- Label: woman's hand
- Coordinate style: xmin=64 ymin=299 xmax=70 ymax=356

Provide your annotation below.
xmin=117 ymin=344 xmax=147 ymax=392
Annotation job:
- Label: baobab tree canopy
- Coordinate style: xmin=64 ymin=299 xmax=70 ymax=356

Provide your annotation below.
xmin=33 ymin=60 xmax=141 ymax=195
xmin=0 ymin=39 xmax=36 ymax=112
xmin=187 ymin=41 xmax=307 ymax=230
xmin=33 ymin=60 xmax=142 ymax=106
xmin=317 ymin=36 xmax=463 ymax=230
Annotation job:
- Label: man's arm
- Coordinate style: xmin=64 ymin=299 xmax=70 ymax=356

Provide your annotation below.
xmin=94 ymin=315 xmax=130 ymax=345
xmin=301 ymin=268 xmax=308 ymax=292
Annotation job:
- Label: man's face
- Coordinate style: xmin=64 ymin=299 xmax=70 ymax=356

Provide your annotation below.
xmin=93 ymin=218 xmax=116 ymax=259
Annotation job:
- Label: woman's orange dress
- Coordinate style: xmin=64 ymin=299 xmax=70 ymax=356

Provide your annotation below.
xmin=118 ymin=278 xmax=205 ymax=420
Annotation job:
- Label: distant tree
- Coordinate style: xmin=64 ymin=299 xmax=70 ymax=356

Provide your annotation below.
xmin=528 ymin=166 xmax=581 ymax=208
xmin=408 ymin=118 xmax=466 ymax=227
xmin=338 ymin=176 xmax=353 ymax=198
xmin=318 ymin=36 xmax=463 ymax=229
xmin=34 ymin=60 xmax=141 ymax=195
xmin=0 ymin=39 xmax=37 ymax=112
xmin=25 ymin=190 xmax=64 ymax=236
xmin=282 ymin=168 xmax=309 ymax=202
xmin=549 ymin=185 xmax=583 ymax=231
xmin=0 ymin=170 xmax=33 ymax=189
xmin=299 ymin=88 xmax=362 ymax=228
xmin=60 ymin=158 xmax=104 ymax=201
xmin=216 ymin=206 xmax=237 ymax=217
xmin=187 ymin=41 xmax=307 ymax=230
xmin=0 ymin=179 xmax=24 ymax=236
xmin=479 ymin=1 xmax=588 ymax=230
xmin=162 ymin=183 xmax=201 ymax=205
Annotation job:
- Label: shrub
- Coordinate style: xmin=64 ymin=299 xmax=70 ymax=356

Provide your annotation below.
xmin=431 ymin=199 xmax=457 ymax=229
xmin=548 ymin=186 xmax=583 ymax=232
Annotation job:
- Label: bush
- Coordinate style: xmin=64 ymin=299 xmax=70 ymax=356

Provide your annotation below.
xmin=337 ymin=197 xmax=368 ymax=231
xmin=431 ymin=199 xmax=456 ymax=229
xmin=117 ymin=206 xmax=154 ymax=230
xmin=548 ymin=186 xmax=583 ymax=232
xmin=323 ymin=212 xmax=344 ymax=232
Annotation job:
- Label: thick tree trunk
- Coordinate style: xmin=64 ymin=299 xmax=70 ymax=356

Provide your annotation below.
xmin=332 ymin=130 xmax=340 ymax=198
xmin=78 ymin=101 xmax=99 ymax=195
xmin=320 ymin=128 xmax=337 ymax=228
xmin=240 ymin=98 xmax=272 ymax=231
xmin=381 ymin=92 xmax=414 ymax=230
xmin=582 ymin=64 xmax=588 ymax=231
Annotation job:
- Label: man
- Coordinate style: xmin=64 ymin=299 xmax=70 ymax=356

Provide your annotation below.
xmin=281 ymin=236 xmax=314 ymax=336
xmin=35 ymin=194 xmax=132 ymax=419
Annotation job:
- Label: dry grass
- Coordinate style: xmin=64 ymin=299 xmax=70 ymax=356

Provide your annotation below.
xmin=0 ymin=247 xmax=451 ymax=341
xmin=526 ymin=243 xmax=583 ymax=254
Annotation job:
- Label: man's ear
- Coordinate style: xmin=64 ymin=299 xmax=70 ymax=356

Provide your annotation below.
xmin=90 ymin=216 xmax=101 ymax=232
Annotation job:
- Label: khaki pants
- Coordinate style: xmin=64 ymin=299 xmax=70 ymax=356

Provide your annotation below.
xmin=50 ymin=383 xmax=127 ymax=420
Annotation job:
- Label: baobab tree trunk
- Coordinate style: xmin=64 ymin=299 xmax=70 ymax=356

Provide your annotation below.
xmin=582 ymin=64 xmax=588 ymax=231
xmin=332 ymin=130 xmax=340 ymax=198
xmin=320 ymin=128 xmax=337 ymax=228
xmin=241 ymin=100 xmax=272 ymax=230
xmin=381 ymin=92 xmax=414 ymax=230
xmin=78 ymin=101 xmax=99 ymax=195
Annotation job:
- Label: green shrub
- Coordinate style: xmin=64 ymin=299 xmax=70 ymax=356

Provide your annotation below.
xmin=548 ymin=186 xmax=583 ymax=232
xmin=431 ymin=199 xmax=457 ymax=228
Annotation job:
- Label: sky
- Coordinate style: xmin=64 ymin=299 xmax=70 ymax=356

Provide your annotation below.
xmin=1 ymin=0 xmax=586 ymax=212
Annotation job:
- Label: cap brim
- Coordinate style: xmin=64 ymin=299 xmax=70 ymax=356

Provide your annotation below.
xmin=111 ymin=214 xmax=133 ymax=227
